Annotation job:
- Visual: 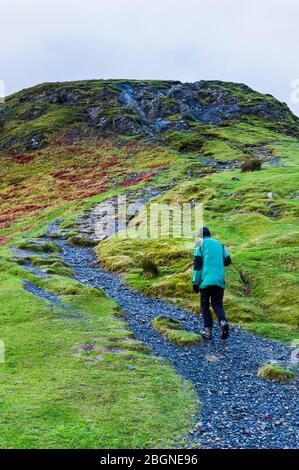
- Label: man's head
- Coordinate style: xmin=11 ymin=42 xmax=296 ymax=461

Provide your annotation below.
xmin=198 ymin=226 xmax=211 ymax=238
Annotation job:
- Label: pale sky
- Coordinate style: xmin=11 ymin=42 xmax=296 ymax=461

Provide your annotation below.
xmin=1 ymin=0 xmax=299 ymax=115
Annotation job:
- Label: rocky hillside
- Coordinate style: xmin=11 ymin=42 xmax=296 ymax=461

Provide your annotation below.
xmin=1 ymin=79 xmax=299 ymax=152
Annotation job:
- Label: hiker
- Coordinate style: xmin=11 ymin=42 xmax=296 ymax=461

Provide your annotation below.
xmin=192 ymin=227 xmax=231 ymax=340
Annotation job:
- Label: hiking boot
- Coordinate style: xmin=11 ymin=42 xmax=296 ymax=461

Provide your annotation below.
xmin=200 ymin=327 xmax=213 ymax=340
xmin=220 ymin=320 xmax=229 ymax=340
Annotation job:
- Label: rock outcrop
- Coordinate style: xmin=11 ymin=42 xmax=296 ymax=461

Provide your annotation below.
xmin=1 ymin=79 xmax=298 ymax=151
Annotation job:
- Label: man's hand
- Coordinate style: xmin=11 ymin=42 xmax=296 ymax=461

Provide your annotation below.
xmin=193 ymin=284 xmax=200 ymax=293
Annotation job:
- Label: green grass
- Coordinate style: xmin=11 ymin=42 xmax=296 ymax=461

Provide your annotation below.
xmin=201 ymin=140 xmax=246 ymax=160
xmin=0 ymin=249 xmax=198 ymax=448
xmin=162 ymin=131 xmax=205 ymax=152
xmin=257 ymin=363 xmax=296 ymax=384
xmin=192 ymin=118 xmax=297 ymax=146
xmin=152 ymin=316 xmax=201 ymax=346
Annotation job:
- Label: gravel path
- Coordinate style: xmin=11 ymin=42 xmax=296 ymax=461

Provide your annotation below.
xmin=49 ymin=235 xmax=298 ymax=449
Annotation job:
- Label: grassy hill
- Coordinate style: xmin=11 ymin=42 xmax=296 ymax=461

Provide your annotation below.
xmin=0 ymin=79 xmax=298 ymax=447
xmin=98 ymin=162 xmax=299 ymax=342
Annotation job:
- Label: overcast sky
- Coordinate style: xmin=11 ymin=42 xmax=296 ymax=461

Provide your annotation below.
xmin=1 ymin=0 xmax=298 ymax=114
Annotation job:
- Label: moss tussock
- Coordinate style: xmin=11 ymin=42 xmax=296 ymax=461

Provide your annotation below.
xmin=152 ymin=316 xmax=201 ymax=346
xmin=16 ymin=240 xmax=61 ymax=253
xmin=67 ymin=235 xmax=98 ymax=247
xmin=258 ymin=363 xmax=296 ymax=384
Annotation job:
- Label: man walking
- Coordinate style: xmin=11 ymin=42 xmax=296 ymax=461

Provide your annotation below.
xmin=192 ymin=227 xmax=231 ymax=340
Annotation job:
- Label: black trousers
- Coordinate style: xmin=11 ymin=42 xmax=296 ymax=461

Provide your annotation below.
xmin=200 ymin=285 xmax=227 ymax=328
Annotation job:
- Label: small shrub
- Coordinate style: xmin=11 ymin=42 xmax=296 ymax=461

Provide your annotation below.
xmin=258 ymin=363 xmax=296 ymax=384
xmin=141 ymin=256 xmax=159 ymax=278
xmin=241 ymin=159 xmax=262 ymax=172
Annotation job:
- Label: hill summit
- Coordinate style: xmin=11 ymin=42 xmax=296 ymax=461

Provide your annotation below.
xmin=0 ymin=79 xmax=298 ymax=152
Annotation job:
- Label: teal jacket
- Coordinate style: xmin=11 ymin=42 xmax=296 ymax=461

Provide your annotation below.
xmin=192 ymin=237 xmax=231 ymax=289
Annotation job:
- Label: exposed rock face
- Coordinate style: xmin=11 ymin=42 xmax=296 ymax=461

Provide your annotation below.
xmin=0 ymin=79 xmax=298 ymax=151
xmin=88 ymin=80 xmax=298 ymax=135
